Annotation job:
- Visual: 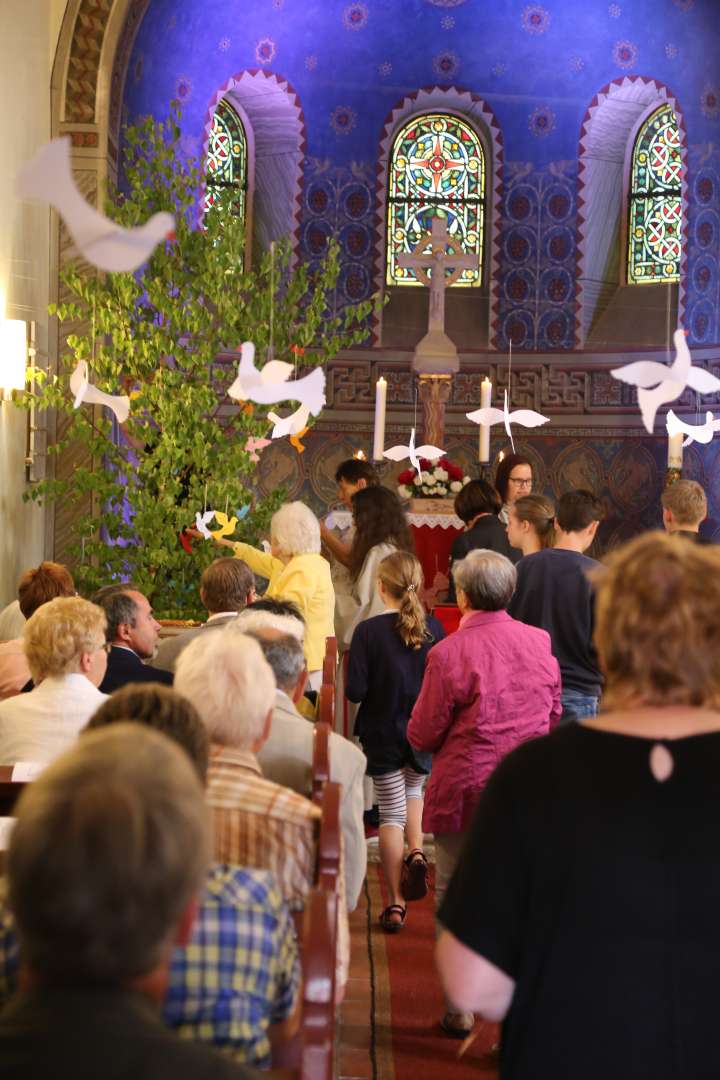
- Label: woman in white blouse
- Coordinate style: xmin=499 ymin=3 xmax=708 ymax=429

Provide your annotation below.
xmin=335 ymin=487 xmax=414 ymax=649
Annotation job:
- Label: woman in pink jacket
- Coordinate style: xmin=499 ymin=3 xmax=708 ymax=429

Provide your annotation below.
xmin=407 ymin=548 xmax=561 ymax=1037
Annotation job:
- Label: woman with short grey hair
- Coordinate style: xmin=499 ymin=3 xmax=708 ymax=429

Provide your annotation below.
xmin=407 ymin=548 xmax=562 ymax=1038
xmin=215 ymin=501 xmax=334 ymax=689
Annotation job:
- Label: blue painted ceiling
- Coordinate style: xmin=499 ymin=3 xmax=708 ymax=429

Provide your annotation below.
xmin=124 ymin=0 xmax=720 ymax=168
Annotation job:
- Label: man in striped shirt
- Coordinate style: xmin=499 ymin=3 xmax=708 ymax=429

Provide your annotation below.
xmin=175 ymin=629 xmax=349 ymax=993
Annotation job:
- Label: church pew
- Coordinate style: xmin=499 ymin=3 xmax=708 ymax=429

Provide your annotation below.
xmin=311 ymin=721 xmax=331 ymax=804
xmin=317 ymin=684 xmax=335 ymax=730
xmin=297 ymin=884 xmax=338 ymax=1080
xmin=274 ymin=781 xmax=341 ymax=1075
xmin=322 ymin=637 xmax=337 ymax=689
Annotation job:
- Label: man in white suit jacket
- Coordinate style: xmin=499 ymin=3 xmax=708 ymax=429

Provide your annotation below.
xmin=243 ymin=623 xmax=367 ymax=912
xmin=152 ymin=558 xmax=255 ymax=673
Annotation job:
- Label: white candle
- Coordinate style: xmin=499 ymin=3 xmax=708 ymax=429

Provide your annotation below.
xmin=667 ymin=431 xmax=683 ymax=470
xmin=479 ymin=377 xmax=492 ymax=463
xmin=373 ymin=377 xmax=387 ymax=460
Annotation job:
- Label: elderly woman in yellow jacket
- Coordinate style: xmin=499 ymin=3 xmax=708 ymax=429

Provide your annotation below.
xmin=217 ymin=502 xmax=334 ymax=689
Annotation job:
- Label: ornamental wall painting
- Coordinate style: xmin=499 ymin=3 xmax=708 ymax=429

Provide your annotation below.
xmin=628 ymin=103 xmax=683 ymax=284
xmin=203 ymin=97 xmax=248 ymax=223
xmin=386 ymin=112 xmax=484 ymax=287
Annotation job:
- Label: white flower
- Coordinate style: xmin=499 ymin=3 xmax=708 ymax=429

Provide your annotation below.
xmin=450 ymin=480 xmax=462 ymax=493
xmin=435 ymin=468 xmax=449 ymax=482
xmin=397 ymin=484 xmax=412 ymax=499
xmin=436 ymin=485 xmax=448 ymax=495
xmin=421 ymin=471 xmax=435 ymax=485
xmin=412 ymin=474 xmax=422 ymax=486
xmin=462 ymin=476 xmax=471 ymax=485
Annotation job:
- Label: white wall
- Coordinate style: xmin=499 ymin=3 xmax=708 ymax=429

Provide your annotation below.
xmin=0 ymin=1 xmax=67 ymax=604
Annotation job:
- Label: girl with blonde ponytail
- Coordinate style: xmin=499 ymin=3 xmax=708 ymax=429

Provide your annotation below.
xmin=346 ymin=552 xmax=445 ymax=934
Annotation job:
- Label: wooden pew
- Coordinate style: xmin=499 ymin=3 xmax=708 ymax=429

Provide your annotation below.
xmin=317 ymin=684 xmax=335 ymax=731
xmin=321 ymin=637 xmax=337 ymax=691
xmin=311 ymin=721 xmax=331 ymax=804
xmin=274 ymin=780 xmax=341 ymax=1077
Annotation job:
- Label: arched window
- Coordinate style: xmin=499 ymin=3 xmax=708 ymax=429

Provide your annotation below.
xmin=627 ymin=104 xmax=682 ymax=284
xmin=386 ymin=113 xmax=485 ymax=287
xmin=203 ymin=97 xmax=248 ymax=223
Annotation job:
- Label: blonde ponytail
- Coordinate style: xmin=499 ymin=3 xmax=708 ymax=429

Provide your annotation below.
xmin=378 ymin=552 xmax=429 ymax=650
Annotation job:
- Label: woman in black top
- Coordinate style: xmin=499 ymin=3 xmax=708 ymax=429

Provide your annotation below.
xmin=448 ymin=479 xmax=519 ymax=602
xmin=436 ymin=532 xmax=720 ymax=1079
xmin=346 ymin=552 xmax=444 ymax=932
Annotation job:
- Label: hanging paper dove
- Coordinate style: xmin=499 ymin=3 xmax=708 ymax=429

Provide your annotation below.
xmin=383 ymin=427 xmax=445 ymax=482
xmin=210 ymin=512 xmax=238 ymax=540
xmin=69 ymin=360 xmax=131 ymax=424
xmin=611 ymin=328 xmax=720 ymax=434
xmin=228 ymin=342 xmax=325 ymax=415
xmin=666 ymin=409 xmax=720 ymax=447
xmin=268 ymin=402 xmax=311 ymax=439
xmin=194 ymin=510 xmax=216 ymax=540
xmin=466 ymin=389 xmax=549 ymax=453
xmin=16 ymin=138 xmax=174 ymax=273
xmin=235 ymin=504 xmax=252 ymax=522
xmin=244 ymin=435 xmax=271 ymax=462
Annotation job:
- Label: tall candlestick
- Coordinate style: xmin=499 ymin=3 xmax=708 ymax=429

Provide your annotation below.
xmin=667 ymin=431 xmax=683 ymax=471
xmin=372 ymin=377 xmax=387 ymax=460
xmin=479 ymin=377 xmax=492 ymax=463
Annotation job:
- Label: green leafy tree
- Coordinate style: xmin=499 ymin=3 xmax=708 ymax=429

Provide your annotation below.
xmin=19 ymin=105 xmax=374 ymax=618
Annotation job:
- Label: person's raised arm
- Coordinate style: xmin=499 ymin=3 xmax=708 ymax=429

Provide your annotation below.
xmin=320 ymin=523 xmax=352 ymax=567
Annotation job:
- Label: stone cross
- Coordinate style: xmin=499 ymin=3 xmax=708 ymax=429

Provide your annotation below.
xmin=397 ymin=216 xmax=476 ymax=375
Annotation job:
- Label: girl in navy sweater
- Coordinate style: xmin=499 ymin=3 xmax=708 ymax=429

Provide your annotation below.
xmin=346 ymin=552 xmax=444 ymax=932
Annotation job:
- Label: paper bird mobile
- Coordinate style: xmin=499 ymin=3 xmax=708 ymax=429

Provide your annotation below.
xmin=383 ymin=428 xmax=445 ymax=482
xmin=179 ymin=529 xmax=194 ymax=554
xmin=235 ymin=504 xmax=252 ymax=522
xmin=666 ymin=409 xmax=720 ymax=447
xmin=194 ymin=510 xmax=216 ymax=540
xmin=69 ymin=360 xmax=131 ymax=424
xmin=210 ymin=512 xmax=238 ymax=540
xmin=611 ymin=328 xmax=720 ymax=434
xmin=244 ymin=436 xmax=271 ymax=462
xmin=466 ymin=389 xmax=549 ymax=453
xmin=228 ymin=342 xmax=325 ymax=415
xmin=268 ymin=402 xmax=311 ymax=439
xmin=17 ymin=138 xmax=174 ymax=274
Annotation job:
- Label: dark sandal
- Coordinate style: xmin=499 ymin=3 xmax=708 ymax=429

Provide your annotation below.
xmin=440 ymin=1011 xmax=475 ymax=1038
xmin=401 ymin=849 xmax=429 ymax=901
xmin=379 ymin=904 xmax=406 ymax=933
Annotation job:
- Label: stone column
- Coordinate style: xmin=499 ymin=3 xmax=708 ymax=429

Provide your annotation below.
xmin=418 ymin=374 xmax=452 ymax=448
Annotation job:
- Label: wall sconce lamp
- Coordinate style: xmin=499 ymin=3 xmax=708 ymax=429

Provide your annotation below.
xmin=0 ymin=318 xmax=28 ymax=402
xmin=0 ymin=319 xmax=41 ymax=482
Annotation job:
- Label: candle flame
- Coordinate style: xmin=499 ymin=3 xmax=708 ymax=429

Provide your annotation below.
xmin=497 ymin=450 xmax=505 ymax=463
xmin=354 ymin=449 xmax=366 ymax=460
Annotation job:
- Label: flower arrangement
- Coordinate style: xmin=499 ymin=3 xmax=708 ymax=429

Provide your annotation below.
xmin=397 ymin=458 xmax=471 ymax=500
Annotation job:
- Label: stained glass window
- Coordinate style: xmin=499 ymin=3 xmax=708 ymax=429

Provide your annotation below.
xmin=628 ymin=104 xmax=682 ymax=284
xmin=386 ymin=113 xmax=484 ymax=287
xmin=203 ymin=97 xmax=247 ymax=223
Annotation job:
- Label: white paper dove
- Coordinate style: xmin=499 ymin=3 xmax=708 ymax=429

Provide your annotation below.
xmin=611 ymin=328 xmax=720 ymax=434
xmin=267 ymin=403 xmax=310 ymax=438
xmin=194 ymin=510 xmax=217 ymax=540
xmin=666 ymin=409 xmax=720 ymax=447
xmin=383 ymin=427 xmax=445 ymax=482
xmin=228 ymin=341 xmax=325 ymax=415
xmin=16 ymin=138 xmax=174 ymax=274
xmin=466 ymin=389 xmax=549 ymax=452
xmin=69 ymin=360 xmax=130 ymax=424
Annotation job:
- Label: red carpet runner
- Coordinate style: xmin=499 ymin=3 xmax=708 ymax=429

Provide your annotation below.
xmin=343 ymin=862 xmax=500 ymax=1079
